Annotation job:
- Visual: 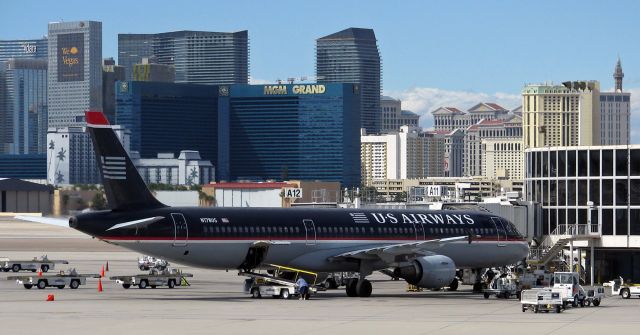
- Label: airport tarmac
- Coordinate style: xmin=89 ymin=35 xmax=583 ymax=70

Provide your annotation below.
xmin=1 ymin=218 xmax=640 ymax=335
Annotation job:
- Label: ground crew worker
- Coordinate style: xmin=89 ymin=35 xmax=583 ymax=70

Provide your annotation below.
xmin=296 ymin=277 xmax=309 ymax=300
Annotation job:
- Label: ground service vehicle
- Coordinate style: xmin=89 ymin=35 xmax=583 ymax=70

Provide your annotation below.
xmin=0 ymin=255 xmax=68 ymax=273
xmin=552 ymin=272 xmax=586 ymax=307
xmin=609 ymin=276 xmax=640 ymax=299
xmin=520 ymin=289 xmax=562 ymax=313
xmin=138 ymin=255 xmax=169 ymax=271
xmin=483 ymin=275 xmax=520 ymax=299
xmin=242 ymin=264 xmax=318 ymax=299
xmin=8 ymin=268 xmax=100 ymax=289
xmin=110 ymin=269 xmax=192 ymax=289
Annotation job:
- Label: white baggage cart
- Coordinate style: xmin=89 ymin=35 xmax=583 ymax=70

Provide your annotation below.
xmin=520 ymin=289 xmax=563 ymax=313
xmin=8 ymin=268 xmax=100 ymax=289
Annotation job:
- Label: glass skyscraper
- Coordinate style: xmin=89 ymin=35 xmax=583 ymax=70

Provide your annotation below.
xmin=115 ymin=81 xmax=219 ymax=165
xmin=219 ymin=83 xmax=361 ymax=187
xmin=0 ymin=38 xmax=48 ymax=154
xmin=316 ymin=28 xmax=381 ymax=134
xmin=2 ymin=59 xmax=48 ymax=154
xmin=118 ymin=31 xmax=249 ymax=85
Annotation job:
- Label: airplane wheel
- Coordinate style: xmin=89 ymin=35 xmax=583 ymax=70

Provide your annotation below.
xmin=356 ymin=279 xmax=372 ymax=297
xmin=346 ymin=279 xmax=358 ymax=297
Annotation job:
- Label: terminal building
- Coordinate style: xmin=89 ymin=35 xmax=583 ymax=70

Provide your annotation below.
xmin=218 ymin=83 xmax=361 ymax=187
xmin=525 ymin=145 xmax=640 ymax=282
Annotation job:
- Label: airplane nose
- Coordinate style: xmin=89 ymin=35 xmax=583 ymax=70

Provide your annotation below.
xmin=69 ymin=216 xmax=78 ymax=229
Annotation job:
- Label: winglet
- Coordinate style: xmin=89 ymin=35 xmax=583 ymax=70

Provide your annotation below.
xmin=85 ymin=111 xmax=110 ymax=127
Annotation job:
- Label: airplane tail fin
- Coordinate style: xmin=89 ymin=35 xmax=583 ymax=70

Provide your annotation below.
xmin=85 ymin=111 xmax=165 ymax=211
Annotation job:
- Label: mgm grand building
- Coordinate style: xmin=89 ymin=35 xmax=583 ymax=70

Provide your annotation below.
xmin=525 ymin=145 xmax=640 ymax=283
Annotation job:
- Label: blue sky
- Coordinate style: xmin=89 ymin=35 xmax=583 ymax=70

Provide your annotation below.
xmin=3 ymin=0 xmax=640 ymax=138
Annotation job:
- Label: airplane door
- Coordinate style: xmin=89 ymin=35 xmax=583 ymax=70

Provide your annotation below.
xmin=412 ymin=222 xmax=426 ymax=240
xmin=490 ymin=217 xmax=506 ymax=247
xmin=171 ymin=213 xmax=188 ymax=247
xmin=302 ymin=219 xmax=317 ymax=246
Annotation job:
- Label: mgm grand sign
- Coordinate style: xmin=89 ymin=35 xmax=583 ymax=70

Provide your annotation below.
xmin=263 ymin=84 xmax=326 ymax=95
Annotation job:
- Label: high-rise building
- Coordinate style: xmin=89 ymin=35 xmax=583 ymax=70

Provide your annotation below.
xmin=115 ymin=81 xmax=219 ymax=165
xmin=102 ymin=58 xmax=125 ymax=124
xmin=47 ymin=21 xmax=103 ymax=128
xmin=522 ymin=81 xmax=600 ymax=149
xmin=380 ymin=96 xmax=419 ymax=133
xmin=465 ymin=116 xmax=522 ymax=177
xmin=361 ymin=126 xmax=445 ymax=186
xmin=316 ymin=28 xmax=381 ymax=133
xmin=2 ymin=59 xmax=48 ymax=154
xmin=432 ymin=103 xmax=510 ymax=132
xmin=0 ymin=38 xmax=48 ymax=154
xmin=133 ymin=57 xmax=175 ymax=82
xmin=117 ymin=34 xmax=154 ymax=82
xmin=428 ymin=129 xmax=465 ymax=177
xmin=219 ymin=83 xmax=361 ymax=187
xmin=118 ymin=31 xmax=249 ymax=85
xmin=600 ymin=59 xmax=631 ymax=145
xmin=0 ymin=38 xmax=48 ymax=63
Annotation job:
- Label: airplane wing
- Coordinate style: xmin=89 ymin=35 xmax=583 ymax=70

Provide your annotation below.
xmin=329 ymin=236 xmax=473 ymax=263
xmin=14 ymin=215 xmax=69 ymax=228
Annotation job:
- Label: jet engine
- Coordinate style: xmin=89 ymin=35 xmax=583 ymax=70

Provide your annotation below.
xmin=393 ymin=255 xmax=456 ymax=289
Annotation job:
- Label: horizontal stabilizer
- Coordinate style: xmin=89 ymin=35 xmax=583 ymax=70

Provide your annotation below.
xmin=14 ymin=215 xmax=69 ymax=228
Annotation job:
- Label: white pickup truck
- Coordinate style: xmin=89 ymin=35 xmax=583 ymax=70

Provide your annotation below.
xmin=552 ymin=272 xmax=587 ymax=307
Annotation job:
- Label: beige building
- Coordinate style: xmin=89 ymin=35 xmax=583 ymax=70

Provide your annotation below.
xmin=522 ymin=81 xmax=601 ymax=149
xmin=464 ymin=116 xmax=522 ymax=178
xmin=482 ymin=138 xmax=524 ymax=180
xmin=361 ymin=126 xmax=445 ymax=186
xmin=371 ymin=177 xmax=498 ymax=202
xmin=380 ymin=96 xmax=420 ymax=133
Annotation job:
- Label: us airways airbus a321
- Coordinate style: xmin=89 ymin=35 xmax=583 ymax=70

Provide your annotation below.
xmin=21 ymin=111 xmax=529 ymax=297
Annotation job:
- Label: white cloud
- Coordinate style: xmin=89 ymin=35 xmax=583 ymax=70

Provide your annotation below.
xmin=385 ymin=87 xmax=521 ymax=129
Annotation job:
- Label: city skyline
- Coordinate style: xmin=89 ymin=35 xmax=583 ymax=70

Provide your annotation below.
xmin=2 ymin=0 xmax=639 ymax=139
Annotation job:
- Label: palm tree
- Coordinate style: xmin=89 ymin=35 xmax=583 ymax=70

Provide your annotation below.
xmin=186 ymin=167 xmax=198 ymax=186
xmin=47 ymin=140 xmax=55 ymax=183
xmin=53 ymin=147 xmax=66 ymax=185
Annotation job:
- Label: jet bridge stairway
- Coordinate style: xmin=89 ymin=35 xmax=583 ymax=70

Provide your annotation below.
xmin=528 ymin=224 xmax=601 ymax=267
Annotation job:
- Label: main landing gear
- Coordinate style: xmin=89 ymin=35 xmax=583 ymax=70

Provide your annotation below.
xmin=345 ymin=278 xmax=372 ymax=297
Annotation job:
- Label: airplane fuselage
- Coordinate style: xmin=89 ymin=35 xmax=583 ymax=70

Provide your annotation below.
xmin=73 ymin=207 xmax=529 ymax=273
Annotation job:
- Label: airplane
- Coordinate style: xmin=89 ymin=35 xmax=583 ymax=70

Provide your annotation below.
xmin=20 ymin=111 xmax=529 ymax=297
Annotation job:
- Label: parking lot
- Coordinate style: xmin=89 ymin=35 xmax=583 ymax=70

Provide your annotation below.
xmin=1 ymin=219 xmax=640 ymax=335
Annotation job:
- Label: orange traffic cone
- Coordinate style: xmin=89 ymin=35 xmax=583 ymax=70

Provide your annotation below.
xmin=38 ymin=270 xmax=43 ymax=277
xmin=105 ymin=261 xmax=109 ymax=272
xmin=100 ymin=265 xmax=105 ymax=278
xmin=98 ymin=278 xmax=103 ymax=292
xmin=46 ymin=294 xmax=54 ymax=301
